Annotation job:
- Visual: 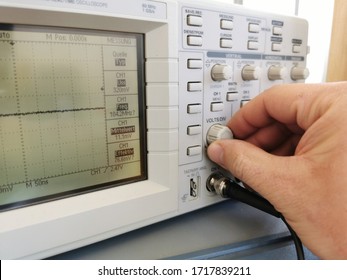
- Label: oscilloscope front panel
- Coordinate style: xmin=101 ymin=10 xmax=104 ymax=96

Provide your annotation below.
xmin=177 ymin=3 xmax=309 ymax=212
xmin=0 ymin=0 xmax=309 ymax=259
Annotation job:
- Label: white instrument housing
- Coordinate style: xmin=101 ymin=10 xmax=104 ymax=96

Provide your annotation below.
xmin=0 ymin=0 xmax=309 ymax=259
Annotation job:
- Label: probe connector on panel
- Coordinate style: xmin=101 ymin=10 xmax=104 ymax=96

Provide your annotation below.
xmin=206 ymin=172 xmax=280 ymax=218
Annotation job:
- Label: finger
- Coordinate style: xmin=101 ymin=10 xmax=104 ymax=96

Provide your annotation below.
xmin=270 ymin=134 xmax=302 ymax=156
xmin=228 ymin=83 xmax=337 ymax=139
xmin=207 ymin=139 xmax=305 ymax=201
xmin=242 ymin=122 xmax=299 ymax=152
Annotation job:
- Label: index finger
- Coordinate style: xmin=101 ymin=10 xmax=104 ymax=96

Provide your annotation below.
xmin=227 ymin=83 xmax=337 ymax=139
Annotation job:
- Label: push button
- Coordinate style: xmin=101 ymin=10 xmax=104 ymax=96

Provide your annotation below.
xmin=220 ymin=38 xmax=233 ymax=48
xmin=292 ymin=44 xmax=302 ymax=53
xmin=248 ymin=23 xmax=260 ymax=33
xmin=187 ymin=82 xmax=202 ymax=92
xmin=220 ymin=19 xmax=233 ymax=30
xmin=226 ymin=92 xmax=239 ymax=102
xmin=187 ymin=104 xmax=202 ymax=114
xmin=187 ymin=35 xmax=203 ymax=46
xmin=187 ymin=145 xmax=202 ymax=156
xmin=248 ymin=40 xmax=259 ymax=50
xmin=272 ymin=43 xmax=282 ymax=52
xmin=210 ymin=102 xmax=224 ymax=112
xmin=241 ymin=100 xmax=250 ymax=107
xmin=187 ymin=15 xmax=203 ymax=26
xmin=273 ymin=26 xmax=283 ymax=35
xmin=187 ymin=59 xmax=203 ymax=69
xmin=187 ymin=125 xmax=202 ymax=135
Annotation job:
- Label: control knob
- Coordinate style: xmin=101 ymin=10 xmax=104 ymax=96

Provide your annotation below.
xmin=211 ymin=64 xmax=232 ymax=81
xmin=206 ymin=124 xmax=233 ymax=145
xmin=268 ymin=65 xmax=287 ymax=80
xmin=241 ymin=65 xmax=261 ymax=81
xmin=291 ymin=66 xmax=310 ymax=81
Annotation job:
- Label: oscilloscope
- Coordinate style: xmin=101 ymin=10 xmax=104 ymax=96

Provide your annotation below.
xmin=0 ymin=0 xmax=309 ymax=259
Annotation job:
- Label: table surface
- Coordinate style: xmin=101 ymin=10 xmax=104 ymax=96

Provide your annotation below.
xmin=49 ymin=200 xmax=318 ymax=260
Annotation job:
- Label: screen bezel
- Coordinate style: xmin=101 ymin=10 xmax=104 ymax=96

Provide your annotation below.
xmin=0 ymin=1 xmax=180 ymax=260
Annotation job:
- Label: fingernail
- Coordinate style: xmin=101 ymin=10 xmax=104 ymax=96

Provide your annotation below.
xmin=207 ymin=142 xmax=224 ymax=165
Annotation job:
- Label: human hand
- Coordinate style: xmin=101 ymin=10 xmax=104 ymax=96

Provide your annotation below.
xmin=207 ymin=82 xmax=347 ymax=259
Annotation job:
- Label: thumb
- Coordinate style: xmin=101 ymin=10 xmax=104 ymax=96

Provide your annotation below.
xmin=207 ymin=139 xmax=302 ymax=200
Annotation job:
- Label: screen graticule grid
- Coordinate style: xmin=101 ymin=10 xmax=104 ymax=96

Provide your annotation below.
xmin=0 ymin=38 xmax=108 ymax=186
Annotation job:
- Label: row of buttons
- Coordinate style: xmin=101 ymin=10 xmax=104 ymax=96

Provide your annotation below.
xmin=186 ymin=97 xmax=247 ymax=119
xmin=185 ymin=53 xmax=202 ymax=157
xmin=271 ymin=23 xmax=302 ymax=53
xmin=219 ymin=22 xmax=260 ymax=49
xmin=271 ymin=42 xmax=301 ymax=53
xmin=186 ymin=14 xmax=261 ymax=49
xmin=246 ymin=23 xmax=260 ymax=51
xmin=183 ymin=50 xmax=204 ymax=159
xmin=187 ymin=36 xmax=260 ymax=50
xmin=187 ymin=14 xmax=261 ymax=33
xmin=187 ymin=102 xmax=224 ymax=114
xmin=187 ymin=36 xmax=267 ymax=50
xmin=186 ymin=15 xmax=302 ymax=54
xmin=187 ymin=15 xmax=234 ymax=30
xmin=186 ymin=92 xmax=240 ymax=106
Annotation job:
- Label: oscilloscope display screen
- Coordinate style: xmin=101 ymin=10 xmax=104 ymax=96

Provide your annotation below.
xmin=0 ymin=25 xmax=147 ymax=211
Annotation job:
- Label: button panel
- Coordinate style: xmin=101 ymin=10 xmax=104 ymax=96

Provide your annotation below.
xmin=179 ymin=51 xmax=204 ymax=164
xmin=179 ymin=6 xmax=309 ymax=168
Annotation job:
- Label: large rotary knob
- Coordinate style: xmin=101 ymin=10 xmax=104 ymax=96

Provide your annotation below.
xmin=211 ymin=64 xmax=232 ymax=81
xmin=206 ymin=124 xmax=233 ymax=145
xmin=268 ymin=65 xmax=287 ymax=80
xmin=291 ymin=66 xmax=310 ymax=81
xmin=242 ymin=65 xmax=261 ymax=81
